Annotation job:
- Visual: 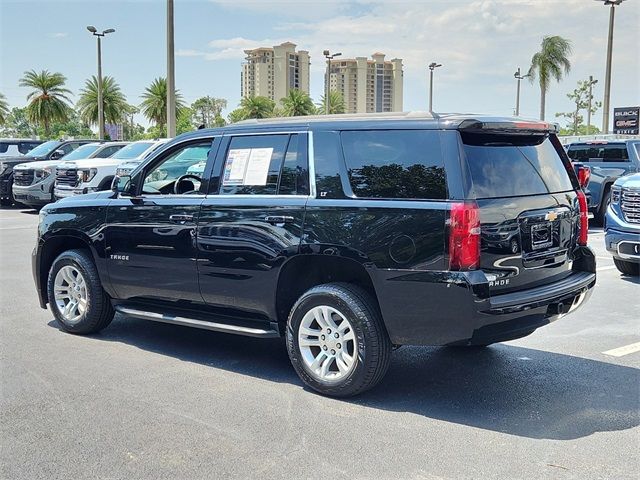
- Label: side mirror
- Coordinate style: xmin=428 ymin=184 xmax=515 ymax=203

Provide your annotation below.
xmin=50 ymin=149 xmax=65 ymax=160
xmin=111 ymin=175 xmax=132 ymax=195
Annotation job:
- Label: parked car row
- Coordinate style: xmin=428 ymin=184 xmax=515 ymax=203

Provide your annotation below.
xmin=0 ymin=138 xmax=169 ymax=208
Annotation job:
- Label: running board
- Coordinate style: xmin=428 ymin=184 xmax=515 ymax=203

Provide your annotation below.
xmin=115 ymin=306 xmax=280 ymax=338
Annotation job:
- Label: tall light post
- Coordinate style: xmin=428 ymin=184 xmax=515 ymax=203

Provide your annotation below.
xmin=167 ymin=0 xmax=176 ymax=137
xmin=514 ymin=67 xmax=530 ymax=117
xmin=428 ymin=62 xmax=442 ymax=112
xmin=323 ymin=50 xmax=341 ymax=114
xmin=597 ymin=0 xmax=626 ymax=134
xmin=87 ymin=26 xmax=115 ymax=140
xmin=587 ymin=75 xmax=598 ymax=134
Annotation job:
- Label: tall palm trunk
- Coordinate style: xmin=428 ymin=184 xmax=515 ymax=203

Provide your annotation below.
xmin=539 ymin=87 xmax=546 ymax=120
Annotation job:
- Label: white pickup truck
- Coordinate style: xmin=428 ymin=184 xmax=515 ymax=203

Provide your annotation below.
xmin=54 ymin=139 xmax=169 ymax=199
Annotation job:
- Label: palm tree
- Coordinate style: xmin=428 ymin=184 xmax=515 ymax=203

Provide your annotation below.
xmin=19 ymin=70 xmax=72 ymax=136
xmin=140 ymin=77 xmax=184 ymax=130
xmin=0 ymin=93 xmax=8 ymax=125
xmin=280 ymin=89 xmax=315 ymax=117
xmin=239 ymin=96 xmax=275 ymax=119
xmin=76 ymin=76 xmax=129 ymax=127
xmin=318 ymin=90 xmax=346 ymax=114
xmin=528 ymin=36 xmax=573 ymax=120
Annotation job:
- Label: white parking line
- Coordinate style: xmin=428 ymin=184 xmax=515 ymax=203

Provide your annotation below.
xmin=596 ymin=265 xmax=617 ymax=272
xmin=603 ymin=342 xmax=640 ymax=357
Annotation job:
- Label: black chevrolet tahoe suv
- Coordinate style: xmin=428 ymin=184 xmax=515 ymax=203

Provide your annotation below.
xmin=33 ymin=113 xmax=596 ymax=397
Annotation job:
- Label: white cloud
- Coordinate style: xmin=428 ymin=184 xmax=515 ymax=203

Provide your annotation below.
xmin=51 ymin=32 xmax=68 ymax=38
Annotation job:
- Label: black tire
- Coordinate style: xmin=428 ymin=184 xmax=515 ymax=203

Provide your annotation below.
xmin=47 ymin=249 xmax=114 ymax=334
xmin=286 ymin=282 xmax=392 ymax=397
xmin=613 ymin=258 xmax=639 ymax=276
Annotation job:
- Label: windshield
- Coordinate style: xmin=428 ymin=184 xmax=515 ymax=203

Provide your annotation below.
xmin=110 ymin=142 xmax=154 ymax=159
xmin=59 ymin=144 xmax=100 ymax=161
xmin=26 ymin=140 xmax=60 ymax=157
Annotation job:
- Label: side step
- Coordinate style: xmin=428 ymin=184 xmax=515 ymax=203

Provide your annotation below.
xmin=114 ymin=305 xmax=281 ymax=338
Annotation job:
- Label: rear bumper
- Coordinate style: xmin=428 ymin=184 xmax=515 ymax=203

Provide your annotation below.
xmin=376 ymin=246 xmax=597 ymax=346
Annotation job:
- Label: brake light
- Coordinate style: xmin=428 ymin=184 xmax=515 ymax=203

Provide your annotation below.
xmin=577 ymin=190 xmax=588 ymax=246
xmin=577 ymin=165 xmax=590 ymax=189
xmin=449 ymin=202 xmax=481 ymax=271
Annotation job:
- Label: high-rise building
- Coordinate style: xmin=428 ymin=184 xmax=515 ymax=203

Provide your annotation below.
xmin=327 ymin=53 xmax=403 ymax=113
xmin=241 ymin=42 xmax=310 ymax=102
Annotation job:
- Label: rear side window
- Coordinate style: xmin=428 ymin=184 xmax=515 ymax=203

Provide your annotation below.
xmin=567 ymin=144 xmax=630 ymax=162
xmin=220 ymin=134 xmax=290 ymax=195
xmin=462 ymin=133 xmax=574 ymax=198
xmin=341 ymin=130 xmax=447 ymax=199
xmin=0 ymin=143 xmax=9 ymax=154
xmin=19 ymin=142 xmax=39 ymax=154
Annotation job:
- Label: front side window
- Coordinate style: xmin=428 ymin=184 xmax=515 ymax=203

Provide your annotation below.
xmin=60 ymin=144 xmax=100 ymax=160
xmin=142 ymin=141 xmax=212 ymax=195
xmin=220 ymin=134 xmax=290 ymax=195
xmin=341 ymin=130 xmax=447 ymax=199
xmin=111 ymin=142 xmax=154 ymax=160
xmin=96 ymin=145 xmax=123 ymax=158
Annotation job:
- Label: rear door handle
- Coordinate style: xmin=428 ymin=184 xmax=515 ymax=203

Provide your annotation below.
xmin=264 ymin=215 xmax=294 ymax=225
xmin=169 ymin=214 xmax=194 ymax=224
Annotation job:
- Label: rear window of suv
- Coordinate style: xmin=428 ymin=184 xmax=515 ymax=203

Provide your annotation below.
xmin=462 ymin=133 xmax=574 ymax=198
xmin=341 ymin=130 xmax=447 ymax=199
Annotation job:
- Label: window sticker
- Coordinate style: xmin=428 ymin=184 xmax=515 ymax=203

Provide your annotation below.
xmin=244 ymin=148 xmax=273 ymax=186
xmin=222 ymin=147 xmax=274 ymax=186
xmin=223 ymin=148 xmax=251 ymax=185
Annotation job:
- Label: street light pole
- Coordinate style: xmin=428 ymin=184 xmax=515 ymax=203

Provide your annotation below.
xmin=514 ymin=67 xmax=530 ymax=117
xmin=598 ymin=0 xmax=626 ymax=134
xmin=87 ymin=26 xmax=115 ymax=140
xmin=167 ymin=0 xmax=176 ymax=137
xmin=428 ymin=62 xmax=442 ymax=112
xmin=587 ymin=75 xmax=598 ymax=134
xmin=323 ymin=50 xmax=341 ymax=114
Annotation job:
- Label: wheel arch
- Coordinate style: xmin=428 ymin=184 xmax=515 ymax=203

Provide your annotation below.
xmin=275 ymin=254 xmax=381 ymax=326
xmin=37 ymin=233 xmax=107 ymax=306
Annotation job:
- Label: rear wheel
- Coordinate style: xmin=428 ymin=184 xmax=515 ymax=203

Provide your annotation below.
xmin=287 ymin=283 xmax=391 ymax=397
xmin=613 ymin=258 xmax=639 ymax=276
xmin=47 ymin=249 xmax=114 ymax=334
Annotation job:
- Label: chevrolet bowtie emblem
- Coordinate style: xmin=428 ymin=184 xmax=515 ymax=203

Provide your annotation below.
xmin=545 ymin=212 xmax=558 ymax=221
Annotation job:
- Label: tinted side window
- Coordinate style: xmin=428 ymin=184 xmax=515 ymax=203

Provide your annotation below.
xmin=341 ymin=130 xmax=446 ymax=199
xmin=567 ymin=144 xmax=629 ymax=162
xmin=463 ymin=133 xmax=574 ymax=198
xmin=97 ymin=145 xmax=122 ymax=158
xmin=277 ymin=134 xmax=309 ymax=195
xmin=220 ymin=135 xmax=289 ymax=195
xmin=18 ymin=143 xmax=37 ymax=154
xmin=0 ymin=143 xmax=9 ymax=154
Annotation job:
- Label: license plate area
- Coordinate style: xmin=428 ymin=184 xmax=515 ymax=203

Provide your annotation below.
xmin=531 ymin=222 xmax=553 ymax=250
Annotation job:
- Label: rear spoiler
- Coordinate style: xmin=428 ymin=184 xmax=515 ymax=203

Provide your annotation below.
xmin=458 ymin=119 xmax=559 ymax=134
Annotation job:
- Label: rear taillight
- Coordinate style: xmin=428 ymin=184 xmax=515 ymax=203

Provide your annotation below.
xmin=577 ymin=190 xmax=588 ymax=246
xmin=449 ymin=202 xmax=481 ymax=271
xmin=577 ymin=166 xmax=590 ymax=189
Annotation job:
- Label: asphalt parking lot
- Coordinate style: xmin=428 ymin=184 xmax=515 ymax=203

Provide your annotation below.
xmin=1 ymin=206 xmax=638 ymax=480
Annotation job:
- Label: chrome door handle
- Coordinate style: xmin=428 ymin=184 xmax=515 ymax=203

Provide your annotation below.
xmin=169 ymin=214 xmax=194 ymax=223
xmin=264 ymin=215 xmax=294 ymax=225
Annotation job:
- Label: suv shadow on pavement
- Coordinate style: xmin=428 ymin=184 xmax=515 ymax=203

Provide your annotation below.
xmin=48 ymin=315 xmax=639 ymax=441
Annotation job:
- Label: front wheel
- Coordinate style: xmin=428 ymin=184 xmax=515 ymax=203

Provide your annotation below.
xmin=287 ymin=283 xmax=392 ymax=397
xmin=47 ymin=249 xmax=114 ymax=334
xmin=614 ymin=258 xmax=639 ymax=276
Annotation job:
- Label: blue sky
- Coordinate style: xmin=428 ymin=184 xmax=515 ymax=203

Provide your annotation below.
xmin=1 ymin=0 xmax=638 ymax=129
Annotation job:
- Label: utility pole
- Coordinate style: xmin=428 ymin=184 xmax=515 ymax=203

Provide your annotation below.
xmin=87 ymin=26 xmax=115 ymax=140
xmin=599 ymin=0 xmax=626 ymax=134
xmin=587 ymin=75 xmax=598 ymax=134
xmin=167 ymin=0 xmax=176 ymax=137
xmin=428 ymin=62 xmax=442 ymax=112
xmin=323 ymin=50 xmax=341 ymax=114
xmin=514 ymin=67 xmax=530 ymax=117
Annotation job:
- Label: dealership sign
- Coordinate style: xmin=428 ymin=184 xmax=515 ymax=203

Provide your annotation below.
xmin=613 ymin=107 xmax=639 ymax=135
